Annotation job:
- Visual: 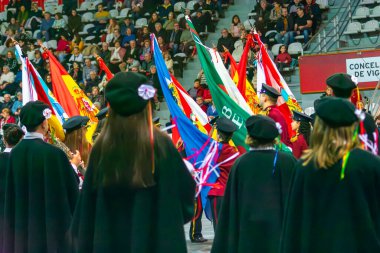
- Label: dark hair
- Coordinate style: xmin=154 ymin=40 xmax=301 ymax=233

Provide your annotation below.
xmin=232 ymin=15 xmax=240 ymax=24
xmin=299 ymin=120 xmax=311 ymax=145
xmin=194 ymin=79 xmax=200 ymax=83
xmin=92 ymin=105 xmax=160 ymax=188
xmin=4 ymin=126 xmax=24 ymax=147
xmin=217 ymin=130 xmax=233 ymax=144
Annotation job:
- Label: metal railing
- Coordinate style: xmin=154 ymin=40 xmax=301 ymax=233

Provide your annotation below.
xmin=304 ymin=0 xmax=361 ymax=54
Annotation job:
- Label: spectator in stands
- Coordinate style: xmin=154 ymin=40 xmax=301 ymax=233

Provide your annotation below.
xmin=1 ymin=94 xmax=14 ymax=111
xmin=0 ymin=66 xmax=15 ymax=95
xmin=17 ymin=5 xmax=29 ymax=28
xmin=180 ymin=23 xmax=195 ymax=57
xmin=68 ymin=9 xmax=83 ymax=35
xmin=5 ymin=51 xmax=18 ymax=75
xmin=7 ymin=17 xmax=20 ymax=33
xmin=109 ymin=28 xmax=123 ymax=47
xmin=106 ymin=18 xmax=119 ymax=35
xmin=94 ymin=3 xmax=110 ymax=34
xmin=45 ymin=74 xmax=53 ymax=91
xmin=56 ymin=34 xmax=71 ymax=62
xmin=39 ymin=12 xmax=55 ymax=41
xmin=168 ymin=22 xmax=182 ymax=55
xmin=255 ymin=0 xmax=273 ymax=27
xmin=89 ymin=86 xmax=104 ymax=108
xmin=217 ymin=29 xmax=235 ymax=54
xmin=131 ymin=0 xmax=144 ymax=20
xmin=26 ymin=43 xmax=36 ymax=61
xmin=288 ymin=0 xmax=304 ymax=17
xmin=51 ymin=13 xmax=67 ymax=40
xmin=148 ymin=12 xmax=161 ymax=33
xmin=305 ymin=0 xmax=321 ymax=33
xmin=120 ymin=17 xmax=135 ymax=35
xmin=269 ymin=1 xmax=282 ymax=29
xmin=163 ymin=12 xmax=176 ymax=31
xmin=207 ymin=101 xmax=218 ymax=120
xmin=109 ymin=41 xmax=126 ymax=73
xmin=69 ymin=61 xmax=83 ymax=84
xmin=2 ymin=29 xmax=15 ymax=46
xmin=71 ymin=33 xmax=84 ymax=52
xmin=84 ymin=71 xmax=100 ymax=96
xmin=290 ymin=6 xmax=312 ymax=44
xmin=275 ymin=6 xmax=294 ymax=45
xmin=125 ymin=40 xmax=139 ymax=60
xmin=25 ymin=2 xmax=42 ymax=32
xmin=193 ymin=10 xmax=210 ymax=34
xmin=229 ymin=15 xmax=244 ymax=41
xmin=137 ymin=26 xmax=150 ymax=46
xmin=275 ymin=45 xmax=292 ymax=70
xmin=122 ymin=28 xmax=136 ymax=48
xmin=11 ymin=91 xmax=22 ymax=116
xmin=124 ymin=56 xmax=141 ymax=71
xmin=69 ymin=46 xmax=84 ymax=63
xmin=0 ymin=108 xmax=16 ymax=130
xmin=32 ymin=50 xmax=44 ymax=73
xmin=158 ymin=0 xmax=174 ymax=21
xmin=154 ymin=22 xmax=167 ymax=41
xmin=164 ymin=51 xmax=174 ymax=73
xmin=139 ymin=39 xmax=151 ymax=61
xmin=187 ymin=79 xmax=204 ymax=101
xmin=202 ymin=84 xmax=212 ymax=104
xmin=196 ymin=96 xmax=208 ymax=113
xmin=99 ymin=42 xmax=111 ymax=64
xmin=157 ymin=36 xmax=168 ymax=53
xmin=83 ymin=58 xmax=98 ymax=82
xmin=140 ymin=52 xmax=154 ymax=75
xmin=6 ymin=0 xmax=19 ymax=22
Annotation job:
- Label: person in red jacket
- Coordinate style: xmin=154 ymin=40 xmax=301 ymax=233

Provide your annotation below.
xmin=275 ymin=45 xmax=292 ymax=71
xmin=259 ymin=83 xmax=292 ymax=148
xmin=291 ymin=110 xmax=312 ymax=159
xmin=208 ymin=117 xmax=240 ymax=231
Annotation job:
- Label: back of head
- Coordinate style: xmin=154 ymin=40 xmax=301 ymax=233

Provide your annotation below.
xmin=302 ymin=97 xmax=361 ymax=168
xmin=3 ymin=125 xmax=24 ymax=147
xmin=94 ymin=72 xmax=159 ymax=188
xmin=326 ymin=73 xmax=357 ymax=99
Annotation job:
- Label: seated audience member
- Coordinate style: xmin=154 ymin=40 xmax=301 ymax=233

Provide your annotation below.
xmin=275 ymin=45 xmax=292 ymax=71
xmin=0 ymin=66 xmax=15 ymax=95
xmin=84 ymin=71 xmax=100 ymax=96
xmin=109 ymin=41 xmax=126 ymax=73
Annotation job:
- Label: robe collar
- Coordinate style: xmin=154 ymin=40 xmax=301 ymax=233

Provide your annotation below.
xmin=24 ymin=132 xmax=44 ymax=140
xmin=3 ymin=148 xmax=12 ymax=153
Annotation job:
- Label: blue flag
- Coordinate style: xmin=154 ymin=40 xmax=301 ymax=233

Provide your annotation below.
xmin=151 ymin=34 xmax=221 ymax=219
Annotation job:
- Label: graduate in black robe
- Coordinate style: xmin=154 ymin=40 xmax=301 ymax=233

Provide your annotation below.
xmin=211 ymin=115 xmax=297 ymax=253
xmin=67 ymin=72 xmax=195 ymax=253
xmin=2 ymin=101 xmax=79 ymax=253
xmin=281 ymin=97 xmax=380 ymax=253
xmin=0 ymin=124 xmax=24 ymax=249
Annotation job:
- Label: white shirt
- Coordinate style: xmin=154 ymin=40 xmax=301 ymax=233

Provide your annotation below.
xmin=0 ymin=71 xmax=15 ymax=84
xmin=3 ymin=148 xmax=12 ymax=153
xmin=24 ymin=132 xmax=44 ymax=140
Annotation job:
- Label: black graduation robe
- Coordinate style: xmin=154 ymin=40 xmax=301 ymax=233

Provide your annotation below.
xmin=0 ymin=151 xmax=10 ymax=249
xmin=2 ymin=138 xmax=79 ymax=253
xmin=211 ymin=150 xmax=297 ymax=253
xmin=67 ymin=133 xmax=196 ymax=253
xmin=280 ymin=148 xmax=380 ymax=253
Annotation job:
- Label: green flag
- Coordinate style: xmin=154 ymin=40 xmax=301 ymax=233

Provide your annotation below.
xmin=186 ymin=16 xmax=251 ymax=151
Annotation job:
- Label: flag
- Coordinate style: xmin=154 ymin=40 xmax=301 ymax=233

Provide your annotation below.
xmin=186 ymin=16 xmax=251 ymax=151
xmin=96 ymin=55 xmax=114 ymax=80
xmin=45 ymin=49 xmax=98 ymax=144
xmin=15 ymin=44 xmax=67 ymax=141
xmin=152 ymin=34 xmax=223 ymax=219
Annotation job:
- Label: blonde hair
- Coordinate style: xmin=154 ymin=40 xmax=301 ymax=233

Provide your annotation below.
xmin=301 ymin=116 xmax=360 ymax=169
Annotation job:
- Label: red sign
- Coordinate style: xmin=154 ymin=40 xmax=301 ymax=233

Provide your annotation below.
xmin=299 ymin=49 xmax=380 ymax=94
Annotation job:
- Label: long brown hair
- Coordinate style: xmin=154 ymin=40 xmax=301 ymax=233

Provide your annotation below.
xmin=302 ymin=116 xmax=360 ymax=169
xmin=91 ymin=105 xmax=158 ymax=188
xmin=64 ymin=127 xmax=90 ymax=167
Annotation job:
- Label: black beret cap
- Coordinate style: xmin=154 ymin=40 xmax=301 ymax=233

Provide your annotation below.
xmin=95 ymin=107 xmax=108 ymax=120
xmin=315 ymin=97 xmax=358 ymax=127
xmin=216 ymin=117 xmax=237 ymax=133
xmin=293 ymin=110 xmax=312 ymax=122
xmin=246 ymin=115 xmax=279 ymax=141
xmin=62 ymin=116 xmax=89 ymax=133
xmin=261 ymin=83 xmax=281 ymax=98
xmin=105 ymin=72 xmax=155 ymax=116
xmin=326 ymin=73 xmax=356 ymax=98
xmin=209 ymin=116 xmax=220 ymax=125
xmin=20 ymin=101 xmax=51 ymax=128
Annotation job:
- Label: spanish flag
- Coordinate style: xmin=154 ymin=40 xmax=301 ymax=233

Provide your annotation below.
xmin=45 ymin=49 xmax=98 ymax=144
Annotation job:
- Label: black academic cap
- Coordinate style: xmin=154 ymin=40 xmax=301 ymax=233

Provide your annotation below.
xmin=261 ymin=83 xmax=281 ymax=98
xmin=326 ymin=73 xmax=356 ymax=98
xmin=246 ymin=115 xmax=279 ymax=141
xmin=209 ymin=116 xmax=219 ymax=125
xmin=216 ymin=117 xmax=237 ymax=133
xmin=293 ymin=110 xmax=312 ymax=122
xmin=105 ymin=72 xmax=155 ymax=117
xmin=95 ymin=107 xmax=108 ymax=120
xmin=62 ymin=116 xmax=89 ymax=133
xmin=20 ymin=101 xmax=51 ymax=128
xmin=315 ymin=97 xmax=358 ymax=127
